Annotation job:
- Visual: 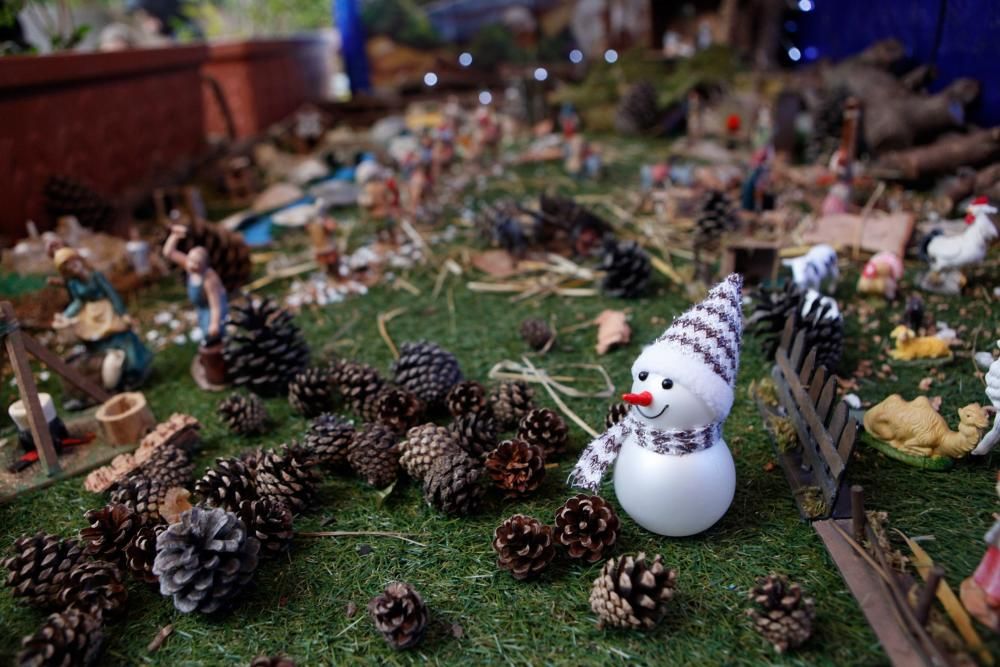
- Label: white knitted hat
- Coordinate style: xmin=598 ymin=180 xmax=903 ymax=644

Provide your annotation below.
xmin=631 ymin=274 xmax=743 ymax=422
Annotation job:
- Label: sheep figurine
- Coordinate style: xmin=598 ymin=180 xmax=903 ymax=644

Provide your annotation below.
xmin=857 ymin=252 xmax=903 ymax=299
xmin=783 ymin=244 xmax=838 ymax=293
xmin=864 ymin=394 xmax=991 ymax=459
xmin=888 ymin=325 xmax=952 ymax=361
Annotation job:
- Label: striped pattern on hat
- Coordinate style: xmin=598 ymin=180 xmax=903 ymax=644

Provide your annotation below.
xmin=656 ymin=274 xmax=743 ymax=387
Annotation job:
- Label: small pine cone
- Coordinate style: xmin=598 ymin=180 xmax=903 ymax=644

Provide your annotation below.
xmin=57 ymin=561 xmax=127 ymax=620
xmin=445 ymin=380 xmax=487 ymax=418
xmin=109 ymin=475 xmax=175 ymax=526
xmin=492 ymin=514 xmax=555 ymax=580
xmin=288 ymin=366 xmax=334 ymax=417
xmin=254 ymin=448 xmax=320 ymax=514
xmin=3 ymin=533 xmax=86 ymax=608
xmin=484 ymin=440 xmax=546 ymax=497
xmin=600 ymin=240 xmax=651 ymax=299
xmin=450 ymin=410 xmax=499 ymax=460
xmin=196 ymin=458 xmax=259 ymax=512
xmin=125 ymin=525 xmax=164 ymax=585
xmin=746 ymin=574 xmax=815 ymax=653
xmin=79 ymin=504 xmax=140 ymax=566
xmin=391 ymin=341 xmax=463 ymax=407
xmin=153 ymin=507 xmax=260 ymax=614
xmin=374 ymin=387 xmax=425 ymax=433
xmin=335 ymin=361 xmax=386 ymax=421
xmin=590 ymin=553 xmax=677 ymax=629
xmin=224 ymin=297 xmax=311 ymax=397
xmin=131 ymin=443 xmax=194 ymax=489
xmin=553 ymin=494 xmax=620 ymax=563
xmin=488 ymin=381 xmax=535 ymax=430
xmin=519 ymin=318 xmax=554 ymax=351
xmin=369 ymin=581 xmax=429 ymax=650
xmin=218 ymin=393 xmax=269 ymax=436
xmin=517 ymin=408 xmax=569 ymax=460
xmin=250 ymin=657 xmax=297 ymax=667
xmin=237 ymin=499 xmax=294 ymax=558
xmin=302 ymin=413 xmax=355 ymax=470
xmin=16 ymin=608 xmax=104 ymax=667
xmin=605 ymin=403 xmax=630 ymax=430
xmin=348 ymin=423 xmax=401 ymax=488
xmin=423 ymin=452 xmax=484 ymax=516
xmin=399 ymin=424 xmax=461 ymax=481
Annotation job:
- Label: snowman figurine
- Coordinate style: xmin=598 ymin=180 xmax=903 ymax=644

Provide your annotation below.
xmin=569 ymin=274 xmax=743 ymax=536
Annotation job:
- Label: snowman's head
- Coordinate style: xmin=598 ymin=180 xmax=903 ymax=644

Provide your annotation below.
xmin=623 ymin=367 xmax=714 ymax=430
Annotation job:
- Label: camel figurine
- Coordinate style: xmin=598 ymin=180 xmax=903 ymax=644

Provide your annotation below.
xmin=888 ymin=325 xmax=952 ymax=361
xmin=864 ymin=394 xmax=991 ymax=459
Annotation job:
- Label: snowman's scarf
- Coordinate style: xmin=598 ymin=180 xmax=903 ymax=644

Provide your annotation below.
xmin=567 ymin=412 xmax=721 ymax=492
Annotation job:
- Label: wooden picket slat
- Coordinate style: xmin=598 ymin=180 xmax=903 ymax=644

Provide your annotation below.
xmin=780 ymin=316 xmax=795 ymax=352
xmin=808 ymin=367 xmax=827 ymax=404
xmin=799 ymin=348 xmax=818 ymax=385
xmin=789 ymin=330 xmax=807 ymax=369
xmin=776 ymin=351 xmax=844 ymax=486
xmin=816 ymin=377 xmax=837 ymax=424
xmin=827 ymin=403 xmax=848 ymax=443
xmin=838 ymin=418 xmax=858 ymax=461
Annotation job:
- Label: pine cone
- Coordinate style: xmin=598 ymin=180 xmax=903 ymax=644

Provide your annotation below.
xmin=348 ymin=423 xmax=400 ymax=488
xmin=745 ymin=282 xmax=803 ymax=359
xmin=488 ymin=381 xmax=535 ymax=431
xmin=747 ymin=574 xmax=815 ymax=653
xmin=746 ymin=284 xmax=843 ymax=370
xmin=694 ymin=189 xmax=739 ymax=248
xmin=450 ymin=410 xmax=499 ymax=460
xmin=218 ymin=393 xmax=269 ymax=436
xmin=334 ymin=361 xmax=386 ymax=421
xmin=484 ymin=440 xmax=546 ymax=497
xmin=224 ymin=298 xmax=311 ymax=397
xmin=600 ymin=240 xmax=651 ymax=299
xmin=605 ymin=403 xmax=630 ymax=429
xmin=109 ymin=475 xmax=175 ymax=526
xmin=288 ymin=367 xmax=334 ymax=417
xmin=79 ymin=504 xmax=140 ymax=566
xmin=615 ymin=81 xmax=661 ymax=136
xmin=590 ymin=553 xmax=677 ymax=629
xmin=517 ymin=408 xmax=569 ymax=460
xmin=173 ymin=216 xmax=252 ymax=292
xmin=445 ymin=380 xmax=487 ymax=418
xmin=253 ymin=447 xmax=319 ymax=514
xmin=249 ymin=657 xmax=297 ymax=667
xmin=800 ymin=295 xmax=843 ymax=372
xmin=492 ymin=514 xmax=555 ymax=581
xmin=553 ymin=494 xmax=620 ymax=563
xmin=44 ymin=175 xmax=114 ymax=231
xmin=539 ymin=193 xmax=612 ymax=257
xmin=128 ymin=443 xmax=194 ymax=490
xmin=301 ymin=413 xmax=355 ymax=470
xmin=374 ymin=387 xmax=425 ymax=433
xmin=237 ymin=499 xmax=293 ymax=558
xmin=3 ymin=533 xmax=86 ymax=608
xmin=369 ymin=581 xmax=429 ymax=650
xmin=16 ymin=608 xmax=104 ymax=667
xmin=392 ymin=341 xmax=463 ymax=407
xmin=125 ymin=525 xmax=164 ymax=585
xmin=423 ymin=453 xmax=484 ymax=516
xmin=196 ymin=457 xmax=259 ymax=512
xmin=56 ymin=561 xmax=127 ymax=620
xmin=399 ymin=424 xmax=461 ymax=481
xmin=153 ymin=506 xmax=260 ymax=614
xmin=520 ymin=318 xmax=554 ymax=351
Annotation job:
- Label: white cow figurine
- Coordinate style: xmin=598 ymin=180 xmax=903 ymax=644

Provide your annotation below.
xmin=783 ymin=244 xmax=839 ymax=293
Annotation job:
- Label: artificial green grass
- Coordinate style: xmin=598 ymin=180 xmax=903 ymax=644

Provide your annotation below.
xmin=1 ymin=151 xmax=999 ymax=666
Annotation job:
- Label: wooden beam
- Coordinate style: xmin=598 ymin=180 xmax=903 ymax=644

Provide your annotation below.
xmin=20 ymin=332 xmax=110 ymax=403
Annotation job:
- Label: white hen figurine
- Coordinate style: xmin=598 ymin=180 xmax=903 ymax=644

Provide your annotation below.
xmin=925 ymin=197 xmax=999 ymax=273
xmin=972 ymin=341 xmax=1000 ymax=456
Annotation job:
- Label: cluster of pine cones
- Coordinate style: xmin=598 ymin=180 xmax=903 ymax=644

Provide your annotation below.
xmin=745 ymin=282 xmax=845 ymax=371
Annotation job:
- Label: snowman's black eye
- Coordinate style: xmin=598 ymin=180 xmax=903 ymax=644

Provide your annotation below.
xmin=661 ymin=378 xmax=673 ymax=390
xmin=637 ymin=371 xmax=648 ymax=381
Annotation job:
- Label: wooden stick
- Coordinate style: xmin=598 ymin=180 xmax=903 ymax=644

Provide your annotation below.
xmin=147 ymin=624 xmax=173 ymax=653
xmin=376 ymin=308 xmax=407 ymax=360
xmin=914 ymin=566 xmax=944 ymax=626
xmin=296 ymin=530 xmax=426 ymax=546
xmin=20 ymin=331 xmax=109 ymax=403
xmin=851 ymin=485 xmax=866 ymax=543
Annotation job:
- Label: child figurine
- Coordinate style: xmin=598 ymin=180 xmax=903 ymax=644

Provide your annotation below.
xmin=51 ymin=247 xmax=152 ymax=409
xmin=971 ymin=341 xmax=1000 ymax=456
xmin=163 ymin=225 xmax=228 ymax=387
xmin=962 ymin=472 xmax=1000 ymax=631
xmin=569 ymin=274 xmax=743 ymax=536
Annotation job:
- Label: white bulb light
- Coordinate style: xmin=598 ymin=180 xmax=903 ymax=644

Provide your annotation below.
xmin=604 ymin=49 xmax=619 ymax=64
xmin=423 ymin=72 xmax=438 ymax=86
xmin=788 ymin=47 xmax=802 ymax=62
xmin=569 ymin=49 xmax=583 ymax=64
xmin=798 ymin=0 xmax=813 ymax=11
xmin=459 ymin=52 xmax=472 ymax=67
xmin=533 ymin=67 xmax=548 ymax=81
xmin=478 ymin=91 xmax=492 ymax=105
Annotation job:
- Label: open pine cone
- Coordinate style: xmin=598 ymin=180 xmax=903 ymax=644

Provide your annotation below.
xmin=374 ymin=387 xmax=425 ymax=433
xmin=17 ymin=608 xmax=105 ymax=667
xmin=218 ymin=393 xmax=269 ymax=436
xmin=252 ymin=447 xmax=319 ymax=515
xmin=492 ymin=514 xmax=555 ymax=581
xmin=237 ymin=499 xmax=294 ymax=558
xmin=302 ymin=413 xmax=355 ymax=470
xmin=369 ymin=581 xmax=429 ymax=650
xmin=153 ymin=506 xmax=260 ymax=614
xmin=334 ymin=361 xmax=386 ymax=421
xmin=484 ymin=439 xmax=546 ymax=497
xmin=129 ymin=443 xmax=195 ymax=490
xmin=3 ymin=533 xmax=86 ymax=608
xmin=553 ymin=494 xmax=620 ymax=563
xmin=79 ymin=504 xmax=140 ymax=566
xmin=445 ymin=380 xmax=487 ymax=417
xmin=399 ymin=424 xmax=461 ymax=481
xmin=288 ymin=366 xmax=334 ymax=417
xmin=488 ymin=381 xmax=535 ymax=430
xmin=196 ymin=457 xmax=259 ymax=512
xmin=348 ymin=423 xmax=400 ymax=488
xmin=519 ymin=318 xmax=554 ymax=351
xmin=109 ymin=475 xmax=176 ymax=526
xmin=450 ymin=410 xmax=499 ymax=460
xmin=423 ymin=452 xmax=484 ymax=516
xmin=224 ymin=298 xmax=311 ymax=397
xmin=590 ymin=553 xmax=677 ymax=629
xmin=125 ymin=525 xmax=164 ymax=585
xmin=57 ymin=560 xmax=127 ymax=620
xmin=517 ymin=408 xmax=569 ymax=460
xmin=747 ymin=574 xmax=815 ymax=653
xmin=391 ymin=341 xmax=463 ymax=407
xmin=600 ymin=240 xmax=651 ymax=299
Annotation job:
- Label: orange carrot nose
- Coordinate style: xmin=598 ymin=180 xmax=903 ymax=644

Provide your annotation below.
xmin=622 ymin=391 xmax=653 ymax=406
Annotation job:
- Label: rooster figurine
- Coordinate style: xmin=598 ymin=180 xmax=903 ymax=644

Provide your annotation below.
xmin=971 ymin=341 xmax=1000 ymax=456
xmin=923 ymin=196 xmax=998 ymax=274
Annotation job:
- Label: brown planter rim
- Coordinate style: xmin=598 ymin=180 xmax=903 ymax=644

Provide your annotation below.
xmin=207 ymin=35 xmax=333 ymax=62
xmin=0 ymin=44 xmax=209 ymax=92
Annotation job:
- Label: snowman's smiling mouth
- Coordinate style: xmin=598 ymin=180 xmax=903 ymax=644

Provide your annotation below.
xmin=636 ymin=404 xmax=669 ymax=420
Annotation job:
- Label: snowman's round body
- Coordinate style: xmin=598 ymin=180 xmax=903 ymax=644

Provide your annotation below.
xmin=613 ymin=435 xmax=735 ymax=536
